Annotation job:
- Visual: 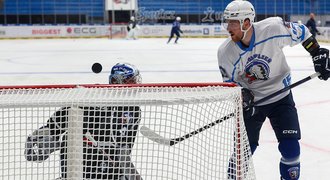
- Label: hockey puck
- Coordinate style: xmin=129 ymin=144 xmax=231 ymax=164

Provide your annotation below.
xmin=92 ymin=63 xmax=102 ymax=73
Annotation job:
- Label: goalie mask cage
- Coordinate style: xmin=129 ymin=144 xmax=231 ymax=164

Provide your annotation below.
xmin=0 ymin=83 xmax=255 ymax=180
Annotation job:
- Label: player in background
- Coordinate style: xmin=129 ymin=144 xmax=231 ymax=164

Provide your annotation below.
xmin=167 ymin=16 xmax=183 ymax=44
xmin=218 ymin=0 xmax=330 ymax=179
xmin=306 ymin=13 xmax=321 ymax=38
xmin=126 ymin=16 xmax=139 ymax=40
xmin=25 ymin=63 xmax=143 ymax=180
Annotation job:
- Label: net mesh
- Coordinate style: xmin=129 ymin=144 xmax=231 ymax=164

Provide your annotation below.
xmin=0 ymin=84 xmax=255 ymax=179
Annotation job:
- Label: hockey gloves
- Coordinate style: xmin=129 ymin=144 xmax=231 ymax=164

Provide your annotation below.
xmin=242 ymin=88 xmax=257 ymax=119
xmin=312 ymin=48 xmax=330 ymax=80
xmin=303 ymin=36 xmax=330 ymax=80
xmin=25 ymin=127 xmax=61 ymax=162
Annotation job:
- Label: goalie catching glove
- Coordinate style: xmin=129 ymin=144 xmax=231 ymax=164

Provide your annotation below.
xmin=242 ymin=88 xmax=257 ymax=119
xmin=25 ymin=127 xmax=61 ymax=162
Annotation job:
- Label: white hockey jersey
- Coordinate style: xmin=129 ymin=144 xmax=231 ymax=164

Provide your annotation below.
xmin=218 ymin=17 xmax=312 ymax=105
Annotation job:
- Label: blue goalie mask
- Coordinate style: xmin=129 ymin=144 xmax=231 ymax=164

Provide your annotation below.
xmin=109 ymin=63 xmax=142 ymax=84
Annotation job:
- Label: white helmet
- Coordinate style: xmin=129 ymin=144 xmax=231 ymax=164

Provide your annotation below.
xmin=176 ymin=17 xmax=181 ymax=21
xmin=130 ymin=16 xmax=135 ymax=21
xmin=223 ymin=0 xmax=255 ymax=40
xmin=223 ymin=0 xmax=255 ymax=24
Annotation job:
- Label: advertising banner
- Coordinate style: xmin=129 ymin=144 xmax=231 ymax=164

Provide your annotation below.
xmin=105 ymin=0 xmax=137 ymax=10
xmin=1 ymin=25 xmax=330 ymax=40
xmin=138 ymin=25 xmax=228 ymax=37
xmin=0 ymin=25 xmax=110 ymax=38
xmin=0 ymin=24 xmax=229 ymax=39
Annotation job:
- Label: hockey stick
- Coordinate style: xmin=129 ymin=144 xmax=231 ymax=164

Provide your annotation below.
xmin=141 ymin=72 xmax=320 ymax=146
xmin=252 ymin=72 xmax=320 ymax=106
xmin=140 ymin=113 xmax=235 ymax=146
xmin=84 ymin=132 xmax=115 ymax=163
xmin=84 ymin=132 xmax=142 ymax=179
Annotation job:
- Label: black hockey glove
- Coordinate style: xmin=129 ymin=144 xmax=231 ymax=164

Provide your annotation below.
xmin=303 ymin=36 xmax=330 ymax=80
xmin=24 ymin=127 xmax=61 ymax=162
xmin=312 ymin=48 xmax=330 ymax=80
xmin=242 ymin=88 xmax=257 ymax=119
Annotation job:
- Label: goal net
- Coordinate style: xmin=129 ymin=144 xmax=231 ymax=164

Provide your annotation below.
xmin=0 ymin=83 xmax=255 ymax=180
xmin=109 ymin=24 xmax=128 ymax=39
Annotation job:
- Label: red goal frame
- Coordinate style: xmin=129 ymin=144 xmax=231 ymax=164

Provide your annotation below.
xmin=0 ymin=82 xmax=237 ymax=89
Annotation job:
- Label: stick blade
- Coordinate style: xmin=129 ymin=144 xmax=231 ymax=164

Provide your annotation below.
xmin=140 ymin=126 xmax=172 ymax=146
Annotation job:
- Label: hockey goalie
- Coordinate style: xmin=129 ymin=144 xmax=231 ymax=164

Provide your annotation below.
xmin=24 ymin=63 xmax=143 ymax=180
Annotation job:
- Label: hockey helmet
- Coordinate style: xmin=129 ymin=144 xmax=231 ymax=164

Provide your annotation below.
xmin=176 ymin=17 xmax=181 ymax=21
xmin=109 ymin=63 xmax=142 ymax=84
xmin=223 ymin=0 xmax=255 ymax=24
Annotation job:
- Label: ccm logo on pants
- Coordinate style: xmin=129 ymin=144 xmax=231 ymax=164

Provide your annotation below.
xmin=282 ymin=130 xmax=298 ymax=134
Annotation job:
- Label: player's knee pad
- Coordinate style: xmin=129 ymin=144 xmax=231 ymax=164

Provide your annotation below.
xmin=278 ymin=139 xmax=300 ymax=180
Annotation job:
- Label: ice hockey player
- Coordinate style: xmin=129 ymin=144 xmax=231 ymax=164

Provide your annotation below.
xmin=167 ymin=16 xmax=183 ymax=44
xmin=126 ymin=16 xmax=139 ymax=40
xmin=218 ymin=0 xmax=330 ymax=179
xmin=25 ymin=63 xmax=143 ymax=180
xmin=306 ymin=13 xmax=321 ymax=38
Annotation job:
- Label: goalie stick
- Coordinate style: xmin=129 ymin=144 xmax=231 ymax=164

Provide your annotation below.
xmin=84 ymin=132 xmax=116 ymax=164
xmin=85 ymin=132 xmax=142 ymax=180
xmin=141 ymin=72 xmax=320 ymax=146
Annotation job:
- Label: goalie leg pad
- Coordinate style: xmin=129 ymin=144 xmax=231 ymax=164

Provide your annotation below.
xmin=279 ymin=139 xmax=300 ymax=180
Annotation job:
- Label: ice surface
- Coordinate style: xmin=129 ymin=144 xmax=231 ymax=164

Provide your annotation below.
xmin=0 ymin=38 xmax=329 ymax=179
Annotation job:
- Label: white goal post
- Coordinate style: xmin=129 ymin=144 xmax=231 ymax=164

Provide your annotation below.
xmin=0 ymin=83 xmax=255 ymax=180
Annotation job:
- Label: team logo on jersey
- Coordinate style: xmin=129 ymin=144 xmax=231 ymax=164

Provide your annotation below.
xmin=118 ymin=112 xmax=133 ymax=136
xmin=121 ymin=112 xmax=133 ymax=124
xmin=244 ymin=54 xmax=271 ymax=83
